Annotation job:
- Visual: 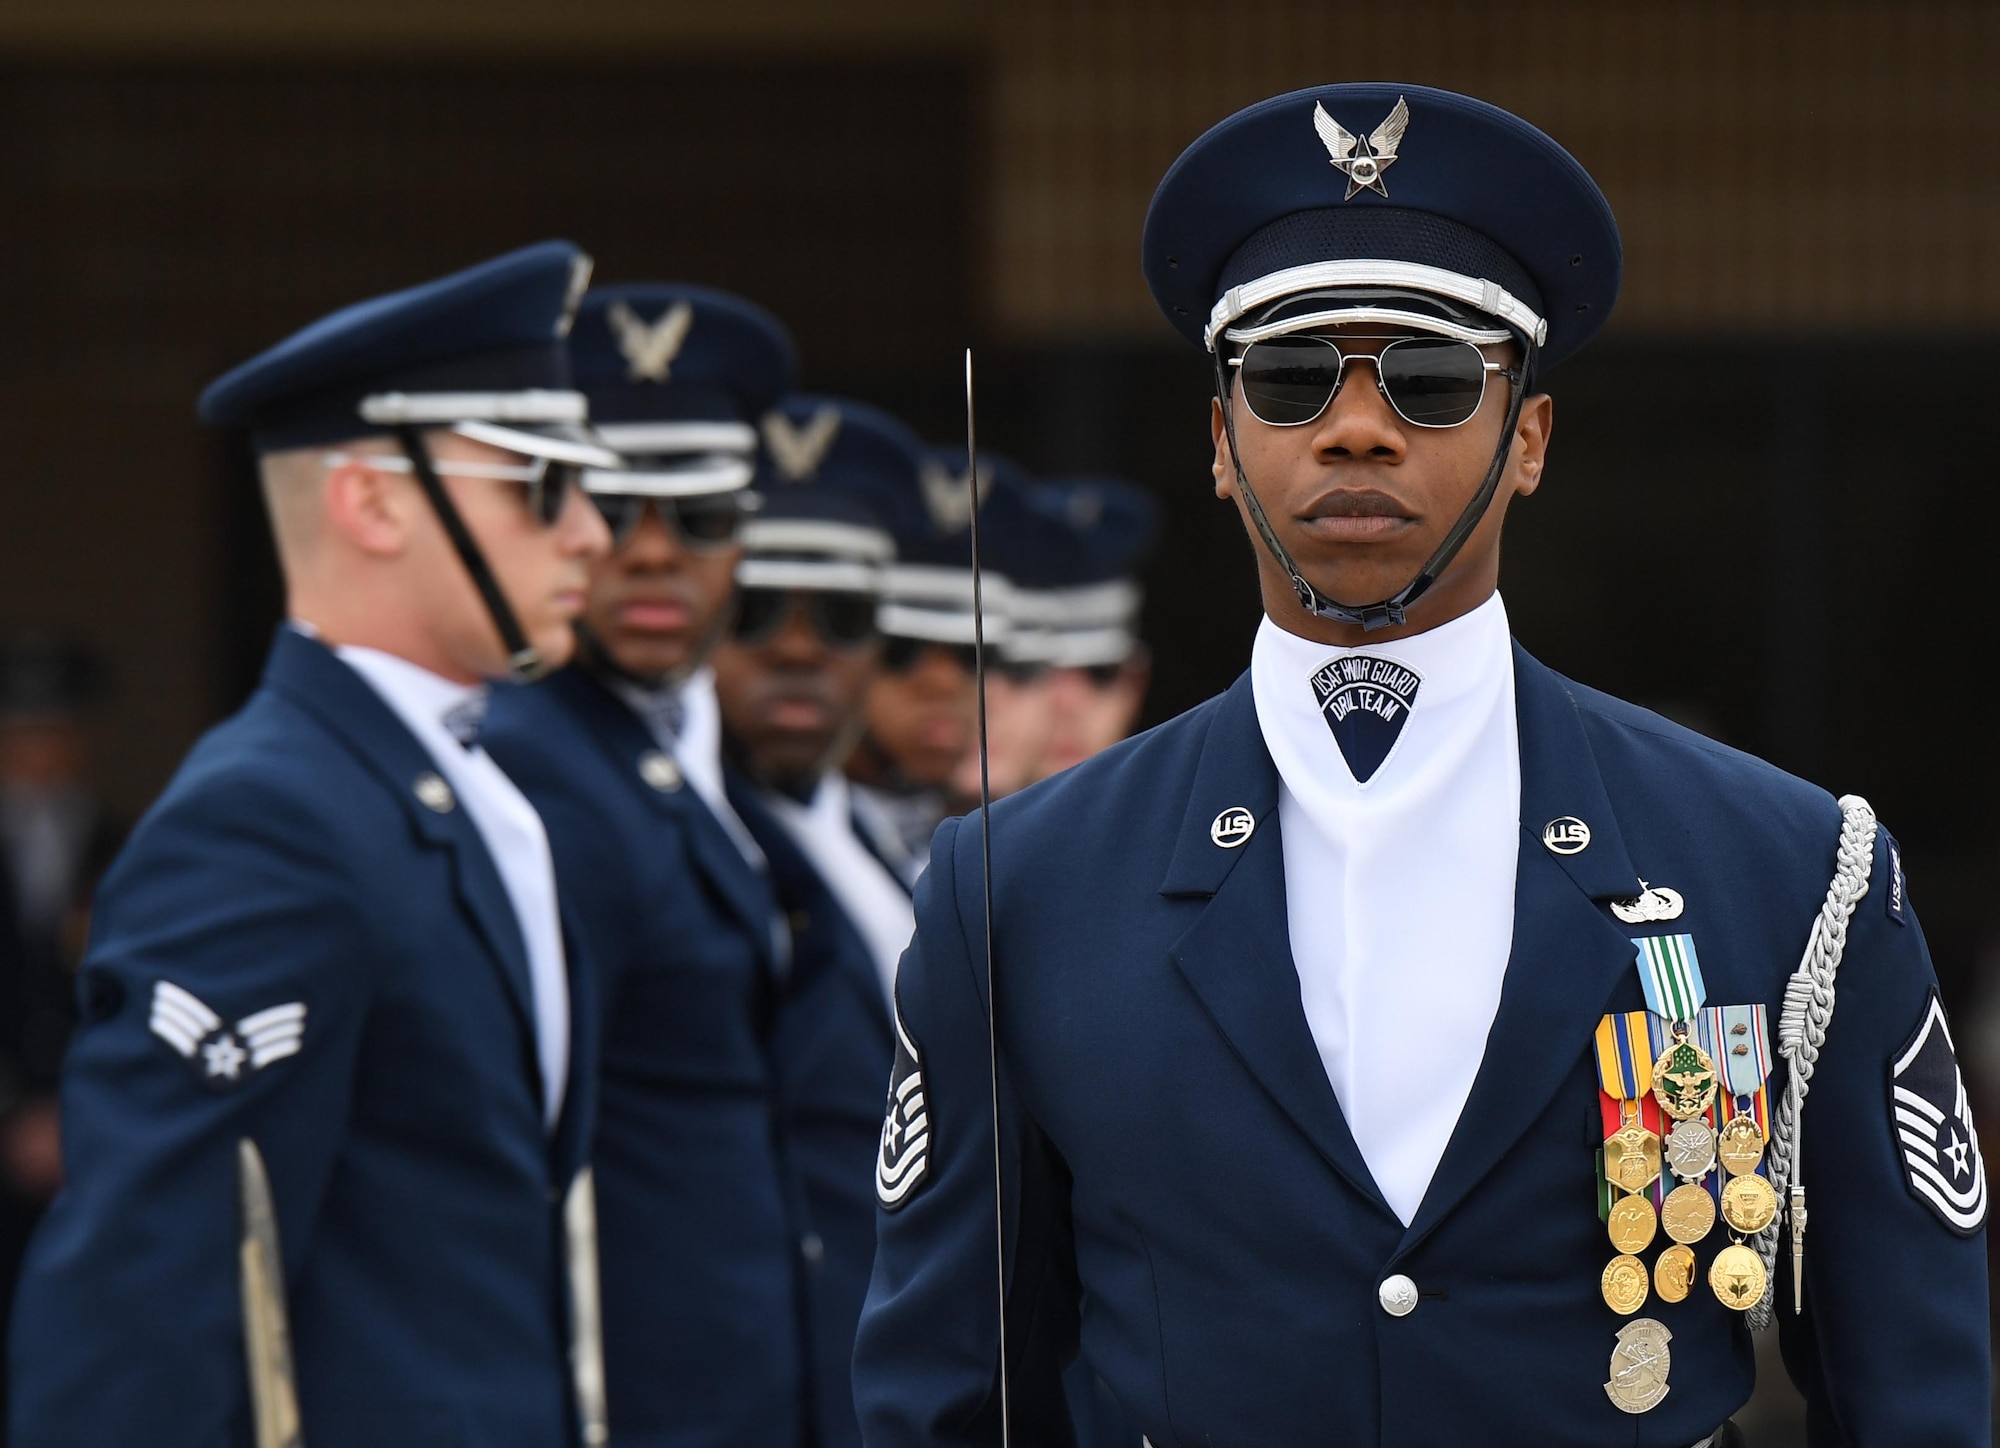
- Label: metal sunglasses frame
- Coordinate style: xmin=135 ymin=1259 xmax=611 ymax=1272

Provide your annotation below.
xmin=322 ymin=449 xmax=580 ymax=527
xmin=1226 ymin=333 xmax=1522 ymax=430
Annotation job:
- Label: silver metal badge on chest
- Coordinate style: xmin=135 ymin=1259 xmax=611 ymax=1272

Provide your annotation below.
xmin=1611 ymin=881 xmax=1685 ymax=924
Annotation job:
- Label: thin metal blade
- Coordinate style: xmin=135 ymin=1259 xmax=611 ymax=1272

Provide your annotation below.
xmin=966 ymin=347 xmax=1011 ymax=1446
xmin=565 ymin=1167 xmax=610 ymax=1445
xmin=238 ymin=1138 xmax=303 ymax=1448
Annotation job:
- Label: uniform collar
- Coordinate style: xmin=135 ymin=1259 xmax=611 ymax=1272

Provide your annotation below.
xmin=1160 ymin=639 xmax=1642 ymax=902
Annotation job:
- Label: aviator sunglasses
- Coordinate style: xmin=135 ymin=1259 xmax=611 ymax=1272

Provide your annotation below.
xmin=1229 ymin=335 xmax=1522 ymax=430
xmin=881 ymin=636 xmax=979 ymax=677
xmin=732 ymin=587 xmax=880 ymax=651
xmin=590 ymin=491 xmax=753 ymax=550
xmin=326 ymin=452 xmax=584 ymax=527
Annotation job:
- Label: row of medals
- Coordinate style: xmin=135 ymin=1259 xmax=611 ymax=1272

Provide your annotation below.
xmin=1601 ymin=1026 xmax=1775 ymax=1319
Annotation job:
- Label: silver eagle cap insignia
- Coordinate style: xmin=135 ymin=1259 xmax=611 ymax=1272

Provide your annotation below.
xmin=1313 ymin=96 xmax=1410 ymax=200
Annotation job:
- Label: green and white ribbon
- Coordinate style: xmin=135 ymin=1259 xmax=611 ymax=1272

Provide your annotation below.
xmin=1633 ymin=933 xmax=1706 ymax=1023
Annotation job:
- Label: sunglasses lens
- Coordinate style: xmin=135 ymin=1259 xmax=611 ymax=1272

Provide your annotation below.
xmin=590 ymin=491 xmax=644 ymax=543
xmin=817 ymin=593 xmax=879 ymax=647
xmin=535 ymin=463 xmax=580 ymax=525
xmin=1084 ymin=662 xmax=1124 ymax=688
xmin=881 ymin=635 xmax=922 ymax=672
xmin=1237 ymin=336 xmax=1343 ymax=426
xmin=671 ymin=497 xmax=744 ymax=548
xmin=1377 ymin=339 xmax=1489 ymax=426
xmin=732 ymin=588 xmax=786 ymax=644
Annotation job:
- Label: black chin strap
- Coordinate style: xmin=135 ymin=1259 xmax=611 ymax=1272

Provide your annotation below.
xmin=1212 ymin=337 xmax=1537 ymax=631
xmin=396 ymin=425 xmax=549 ymax=681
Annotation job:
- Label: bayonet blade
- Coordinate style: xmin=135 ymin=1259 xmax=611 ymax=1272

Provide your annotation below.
xmin=237 ymin=1137 xmax=303 ymax=1448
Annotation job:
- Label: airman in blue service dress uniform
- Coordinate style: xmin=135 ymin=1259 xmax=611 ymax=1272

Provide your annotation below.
xmin=483 ymin=285 xmax=892 ymax=1448
xmin=853 ymin=85 xmax=1991 ymax=1446
xmin=10 ymin=241 xmax=617 ymax=1447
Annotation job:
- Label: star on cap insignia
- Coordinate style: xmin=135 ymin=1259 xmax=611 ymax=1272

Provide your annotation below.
xmin=1313 ymin=96 xmax=1410 ymax=200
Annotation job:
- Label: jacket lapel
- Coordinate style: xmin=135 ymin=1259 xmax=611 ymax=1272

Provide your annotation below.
xmin=1161 ymin=676 xmax=1393 ymax=1216
xmin=544 ymin=667 xmax=779 ymax=965
xmin=1402 ymin=644 xmax=1646 ymax=1246
xmin=262 ymin=629 xmax=542 ymax=1082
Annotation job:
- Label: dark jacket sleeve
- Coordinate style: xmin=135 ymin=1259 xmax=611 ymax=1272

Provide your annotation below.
xmin=1777 ymin=824 xmax=1991 ymax=1445
xmin=852 ymin=813 xmax=1080 ymax=1448
xmin=8 ymin=770 xmax=378 ymax=1448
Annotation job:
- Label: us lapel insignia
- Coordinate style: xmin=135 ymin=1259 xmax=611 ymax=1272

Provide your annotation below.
xmin=1610 ymin=881 xmax=1685 ymax=924
xmin=638 ymin=750 xmax=683 ymax=793
xmin=149 ymin=981 xmax=306 ymax=1091
xmin=1892 ymin=990 xmax=1987 ymax=1234
xmin=1543 ymin=816 xmax=1591 ymax=855
xmin=1209 ymin=806 xmax=1256 ymax=849
xmin=877 ymin=999 xmax=932 ymax=1211
xmin=606 ymin=299 xmax=694 ymax=383
xmin=413 ymin=771 xmax=456 ymax=813
xmin=1312 ymin=95 xmax=1410 ymax=200
xmin=1309 ymin=654 xmax=1421 ymax=784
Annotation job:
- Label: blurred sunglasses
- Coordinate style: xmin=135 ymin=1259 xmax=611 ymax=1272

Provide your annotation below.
xmin=325 ymin=452 xmax=582 ymax=527
xmin=1229 ymin=335 xmax=1521 ymax=430
xmin=591 ymin=491 xmax=753 ymax=550
xmin=880 ymin=636 xmax=979 ymax=676
xmin=732 ymin=588 xmax=880 ymax=650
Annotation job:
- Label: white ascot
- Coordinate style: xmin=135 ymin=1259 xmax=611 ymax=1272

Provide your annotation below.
xmin=335 ymin=644 xmax=570 ymax=1129
xmin=1250 ymin=591 xmax=1520 ymax=1225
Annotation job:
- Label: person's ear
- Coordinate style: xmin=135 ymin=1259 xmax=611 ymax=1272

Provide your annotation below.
xmin=1510 ymin=393 xmax=1554 ymax=499
xmin=1210 ymin=396 xmax=1234 ymax=500
xmin=324 ymin=455 xmax=415 ymax=557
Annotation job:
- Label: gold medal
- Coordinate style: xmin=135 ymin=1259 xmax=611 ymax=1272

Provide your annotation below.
xmin=1607 ymin=1193 xmax=1658 ymax=1255
xmin=1664 ymin=1119 xmax=1716 ymax=1181
xmin=1601 ymin=1254 xmax=1650 ymax=1315
xmin=1716 ymin=1113 xmax=1766 ymax=1176
xmin=1660 ymin=1182 xmax=1717 ymax=1245
xmin=1720 ymin=1172 xmax=1778 ymax=1235
xmin=1603 ymin=1120 xmax=1663 ymax=1195
xmin=1604 ymin=1318 xmax=1674 ymax=1414
xmin=1651 ymin=1034 xmax=1720 ymax=1121
xmin=1653 ymin=1243 xmax=1697 ymax=1303
xmin=1709 ymin=1242 xmax=1767 ymax=1311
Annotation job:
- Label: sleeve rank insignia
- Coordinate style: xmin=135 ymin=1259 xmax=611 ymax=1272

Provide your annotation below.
xmin=1891 ymin=989 xmax=1986 ymax=1235
xmin=149 ymin=980 xmax=307 ymax=1092
xmin=876 ymin=998 xmax=932 ymax=1212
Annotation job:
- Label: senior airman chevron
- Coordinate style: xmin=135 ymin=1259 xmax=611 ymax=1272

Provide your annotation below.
xmin=1632 ymin=933 xmax=1706 ymax=1022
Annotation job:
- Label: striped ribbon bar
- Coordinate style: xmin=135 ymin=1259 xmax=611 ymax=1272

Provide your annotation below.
xmin=1593 ymin=1011 xmax=1655 ymax=1101
xmin=1632 ymin=933 xmax=1706 ymax=1022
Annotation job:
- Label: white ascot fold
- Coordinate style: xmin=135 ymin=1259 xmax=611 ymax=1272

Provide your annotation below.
xmin=1250 ymin=591 xmax=1520 ymax=1224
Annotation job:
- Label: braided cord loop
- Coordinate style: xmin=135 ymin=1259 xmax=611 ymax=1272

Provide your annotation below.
xmin=1749 ymin=794 xmax=1875 ymax=1331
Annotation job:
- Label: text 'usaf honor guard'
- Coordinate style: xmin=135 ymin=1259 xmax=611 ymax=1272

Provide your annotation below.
xmin=9 ymin=242 xmax=615 ymax=1447
xmin=852 ymin=86 xmax=1990 ymax=1445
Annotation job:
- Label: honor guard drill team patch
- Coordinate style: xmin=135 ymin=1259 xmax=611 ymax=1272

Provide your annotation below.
xmin=149 ymin=981 xmax=306 ymax=1091
xmin=877 ymin=999 xmax=931 ymax=1211
xmin=1310 ymin=654 xmax=1421 ymax=784
xmin=1892 ymin=990 xmax=1986 ymax=1235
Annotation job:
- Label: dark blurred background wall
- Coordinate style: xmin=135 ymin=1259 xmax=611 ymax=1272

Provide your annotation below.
xmin=0 ymin=0 xmax=1996 ymax=1433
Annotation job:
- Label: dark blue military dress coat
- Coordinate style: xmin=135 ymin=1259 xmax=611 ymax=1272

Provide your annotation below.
xmin=9 ymin=629 xmax=598 ymax=1448
xmin=854 ymin=645 xmax=1991 ymax=1447
xmin=485 ymin=667 xmax=892 ymax=1448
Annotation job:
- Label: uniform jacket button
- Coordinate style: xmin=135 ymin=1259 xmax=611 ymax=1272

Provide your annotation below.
xmin=1378 ymin=1273 xmax=1419 ymax=1317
